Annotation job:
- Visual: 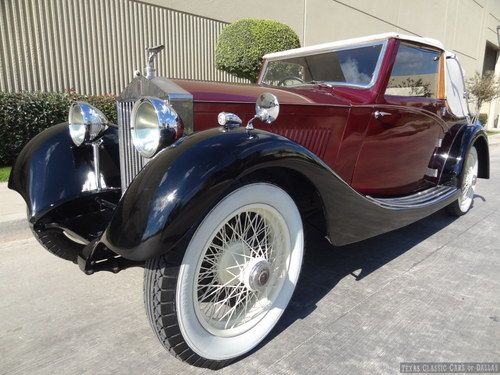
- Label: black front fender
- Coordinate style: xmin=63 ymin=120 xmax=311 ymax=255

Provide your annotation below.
xmin=102 ymin=127 xmax=329 ymax=260
xmin=8 ymin=122 xmax=121 ymax=223
xmin=103 ymin=126 xmax=461 ymax=262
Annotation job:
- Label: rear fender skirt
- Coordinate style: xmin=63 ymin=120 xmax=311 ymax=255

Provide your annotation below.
xmin=439 ymin=122 xmax=490 ymax=186
xmin=102 ymin=127 xmax=462 ymax=261
xmin=8 ymin=122 xmax=121 ymax=223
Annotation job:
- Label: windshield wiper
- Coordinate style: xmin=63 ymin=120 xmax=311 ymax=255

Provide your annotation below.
xmin=306 ymin=80 xmax=333 ymax=88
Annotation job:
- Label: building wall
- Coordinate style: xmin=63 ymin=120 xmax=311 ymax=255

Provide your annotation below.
xmin=1 ymin=0 xmax=499 ymax=126
xmin=0 ymin=0 xmax=244 ymax=96
xmin=146 ymin=0 xmax=500 ymax=128
xmin=143 ymin=0 xmax=499 ymax=74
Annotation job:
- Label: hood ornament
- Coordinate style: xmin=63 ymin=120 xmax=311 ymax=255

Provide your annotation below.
xmin=145 ymin=45 xmax=165 ymax=79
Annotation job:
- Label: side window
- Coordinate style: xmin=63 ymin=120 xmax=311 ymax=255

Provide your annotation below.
xmin=385 ymin=43 xmax=440 ymax=98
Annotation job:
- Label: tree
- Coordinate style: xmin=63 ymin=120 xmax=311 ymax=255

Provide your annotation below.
xmin=388 ymin=77 xmax=432 ymax=97
xmin=466 ymin=71 xmax=500 ymax=124
xmin=216 ymin=19 xmax=301 ymax=83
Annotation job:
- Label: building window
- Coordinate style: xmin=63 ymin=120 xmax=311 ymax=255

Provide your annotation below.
xmin=482 ymin=42 xmax=498 ymax=74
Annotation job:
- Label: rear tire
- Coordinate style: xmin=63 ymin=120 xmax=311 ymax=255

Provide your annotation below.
xmin=144 ymin=183 xmax=304 ymax=368
xmin=446 ymin=145 xmax=478 ymax=217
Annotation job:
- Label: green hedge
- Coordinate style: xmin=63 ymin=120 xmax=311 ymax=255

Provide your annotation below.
xmin=0 ymin=91 xmax=116 ymax=166
xmin=216 ymin=18 xmax=300 ymax=82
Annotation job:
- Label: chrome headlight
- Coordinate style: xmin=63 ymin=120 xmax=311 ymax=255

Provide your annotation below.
xmin=68 ymin=101 xmax=108 ymax=146
xmin=131 ymin=96 xmax=183 ymax=158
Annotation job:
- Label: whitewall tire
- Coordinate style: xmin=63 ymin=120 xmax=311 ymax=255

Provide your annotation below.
xmin=144 ymin=182 xmax=304 ymax=368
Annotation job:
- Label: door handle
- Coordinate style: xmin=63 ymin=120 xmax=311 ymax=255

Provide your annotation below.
xmin=373 ymin=110 xmax=392 ymax=119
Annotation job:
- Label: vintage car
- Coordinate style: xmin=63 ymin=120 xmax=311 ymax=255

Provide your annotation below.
xmin=9 ymin=32 xmax=489 ymax=368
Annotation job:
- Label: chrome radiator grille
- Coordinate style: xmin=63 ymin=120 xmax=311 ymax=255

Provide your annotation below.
xmin=116 ymin=76 xmax=193 ymax=192
xmin=117 ymin=100 xmax=147 ymax=191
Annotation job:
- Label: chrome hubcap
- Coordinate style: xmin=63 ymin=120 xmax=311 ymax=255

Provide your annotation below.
xmin=243 ymin=258 xmax=271 ymax=292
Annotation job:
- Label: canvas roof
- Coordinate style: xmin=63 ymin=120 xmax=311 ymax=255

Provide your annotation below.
xmin=263 ymin=32 xmax=445 ymax=61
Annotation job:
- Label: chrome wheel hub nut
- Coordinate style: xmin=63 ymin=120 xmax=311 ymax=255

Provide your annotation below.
xmin=242 ymin=258 xmax=271 ymax=292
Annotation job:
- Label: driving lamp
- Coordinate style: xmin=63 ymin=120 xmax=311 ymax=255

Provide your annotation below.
xmin=68 ymin=102 xmax=108 ymax=146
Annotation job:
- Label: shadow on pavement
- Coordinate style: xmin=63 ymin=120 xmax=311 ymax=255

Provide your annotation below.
xmin=258 ymin=208 xmax=458 ymax=350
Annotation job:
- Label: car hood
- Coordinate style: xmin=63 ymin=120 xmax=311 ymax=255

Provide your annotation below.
xmin=172 ymin=79 xmax=351 ymax=107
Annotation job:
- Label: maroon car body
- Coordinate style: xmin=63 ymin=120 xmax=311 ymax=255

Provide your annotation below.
xmin=173 ymin=35 xmax=486 ymax=197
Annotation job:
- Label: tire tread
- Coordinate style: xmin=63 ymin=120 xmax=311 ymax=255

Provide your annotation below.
xmin=33 ymin=229 xmax=81 ymax=263
xmin=144 ymin=248 xmax=233 ymax=369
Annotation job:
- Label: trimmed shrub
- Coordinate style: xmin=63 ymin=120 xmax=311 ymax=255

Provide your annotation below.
xmin=0 ymin=91 xmax=116 ymax=166
xmin=216 ymin=18 xmax=301 ymax=82
xmin=478 ymin=113 xmax=488 ymax=126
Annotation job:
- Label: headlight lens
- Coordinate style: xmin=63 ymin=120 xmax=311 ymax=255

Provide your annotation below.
xmin=131 ymin=96 xmax=183 ymax=158
xmin=68 ymin=102 xmax=108 ymax=146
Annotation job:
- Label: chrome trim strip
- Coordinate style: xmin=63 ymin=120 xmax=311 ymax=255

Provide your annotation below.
xmin=367 ymin=186 xmax=458 ymax=209
xmin=92 ymin=141 xmax=102 ymax=190
xmin=425 ymin=167 xmax=439 ymax=178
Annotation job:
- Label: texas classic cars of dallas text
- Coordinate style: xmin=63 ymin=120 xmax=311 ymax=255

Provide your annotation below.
xmin=9 ymin=33 xmax=490 ymax=368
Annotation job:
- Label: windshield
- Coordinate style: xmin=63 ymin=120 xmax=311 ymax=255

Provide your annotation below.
xmin=262 ymin=43 xmax=384 ymax=88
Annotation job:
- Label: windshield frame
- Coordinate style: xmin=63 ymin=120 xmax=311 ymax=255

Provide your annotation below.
xmin=260 ymin=40 xmax=388 ymax=90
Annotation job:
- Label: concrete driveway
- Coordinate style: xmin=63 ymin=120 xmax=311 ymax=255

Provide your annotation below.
xmin=1 ymin=146 xmax=499 ymax=375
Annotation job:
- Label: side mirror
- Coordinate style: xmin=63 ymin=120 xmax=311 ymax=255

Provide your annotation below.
xmin=247 ymin=93 xmax=280 ymax=130
xmin=255 ymin=93 xmax=280 ymax=124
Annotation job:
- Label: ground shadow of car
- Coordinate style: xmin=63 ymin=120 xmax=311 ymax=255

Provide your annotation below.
xmin=257 ymin=207 xmax=461 ymax=350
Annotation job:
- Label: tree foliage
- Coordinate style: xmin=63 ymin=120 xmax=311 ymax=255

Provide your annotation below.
xmin=466 ymin=71 xmax=500 ymax=118
xmin=478 ymin=113 xmax=488 ymax=126
xmin=216 ymin=19 xmax=301 ymax=82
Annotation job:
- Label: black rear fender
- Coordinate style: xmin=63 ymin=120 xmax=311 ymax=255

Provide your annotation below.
xmin=439 ymin=122 xmax=490 ymax=186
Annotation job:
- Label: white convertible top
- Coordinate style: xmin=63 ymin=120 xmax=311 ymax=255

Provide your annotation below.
xmin=263 ymin=33 xmax=468 ymax=118
xmin=263 ymin=32 xmax=445 ymax=61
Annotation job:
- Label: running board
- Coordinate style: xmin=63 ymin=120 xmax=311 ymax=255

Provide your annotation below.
xmin=367 ymin=186 xmax=459 ymax=209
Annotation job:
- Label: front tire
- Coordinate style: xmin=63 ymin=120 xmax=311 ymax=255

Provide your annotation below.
xmin=446 ymin=145 xmax=479 ymax=216
xmin=144 ymin=183 xmax=304 ymax=368
xmin=31 ymin=228 xmax=82 ymax=263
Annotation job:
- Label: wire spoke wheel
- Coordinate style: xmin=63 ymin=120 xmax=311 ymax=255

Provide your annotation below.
xmin=144 ymin=182 xmax=304 ymax=366
xmin=447 ymin=145 xmax=479 ymax=217
xmin=458 ymin=146 xmax=478 ymax=212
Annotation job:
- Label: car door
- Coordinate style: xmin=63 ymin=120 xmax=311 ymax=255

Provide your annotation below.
xmin=352 ymin=42 xmax=446 ymax=196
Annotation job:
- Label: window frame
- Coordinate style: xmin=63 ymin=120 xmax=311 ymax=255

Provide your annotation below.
xmin=383 ymin=41 xmax=445 ymax=101
xmin=261 ymin=40 xmax=388 ymax=90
